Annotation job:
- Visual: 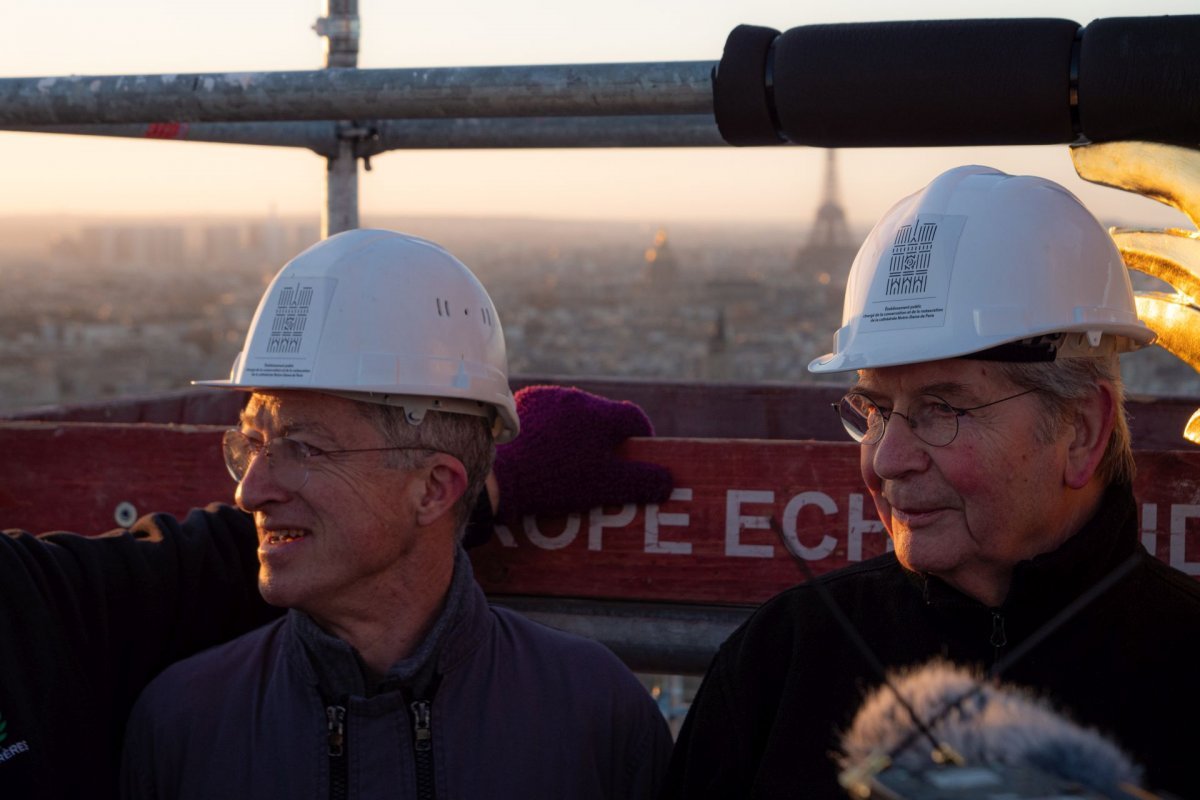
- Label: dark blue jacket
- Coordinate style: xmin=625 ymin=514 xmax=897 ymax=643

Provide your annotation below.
xmin=122 ymin=549 xmax=672 ymax=799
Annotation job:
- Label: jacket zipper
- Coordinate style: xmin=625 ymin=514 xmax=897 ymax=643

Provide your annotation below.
xmin=411 ymin=698 xmax=436 ymax=800
xmin=327 ymin=703 xmax=347 ymax=800
xmin=989 ymin=610 xmax=1008 ymax=665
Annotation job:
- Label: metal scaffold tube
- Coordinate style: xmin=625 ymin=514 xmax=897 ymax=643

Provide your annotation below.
xmin=325 ymin=137 xmax=359 ymax=235
xmin=319 ymin=0 xmax=361 ymax=237
xmin=2 ymin=114 xmax=729 ymax=153
xmin=370 ymin=114 xmax=726 ymax=150
xmin=0 ymin=62 xmax=715 ymax=126
xmin=317 ymin=0 xmax=360 ymax=69
xmin=1 ymin=121 xmax=342 ymax=154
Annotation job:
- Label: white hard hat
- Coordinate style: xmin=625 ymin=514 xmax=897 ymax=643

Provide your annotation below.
xmin=808 ymin=165 xmax=1155 ymax=374
xmin=196 ymin=229 xmax=519 ymax=443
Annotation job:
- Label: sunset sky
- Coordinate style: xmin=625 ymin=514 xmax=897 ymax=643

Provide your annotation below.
xmin=0 ymin=0 xmax=1195 ymax=230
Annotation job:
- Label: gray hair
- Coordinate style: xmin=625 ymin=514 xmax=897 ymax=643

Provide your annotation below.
xmin=994 ymin=353 xmax=1134 ymax=487
xmin=356 ymin=404 xmax=496 ymax=538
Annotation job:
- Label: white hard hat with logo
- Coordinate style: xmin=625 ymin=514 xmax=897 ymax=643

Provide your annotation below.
xmin=196 ymin=228 xmax=519 ymax=443
xmin=808 ymin=165 xmax=1155 ymax=374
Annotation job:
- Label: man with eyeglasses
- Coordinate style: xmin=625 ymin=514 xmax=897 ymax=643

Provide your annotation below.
xmin=114 ymin=230 xmax=672 ymax=799
xmin=664 ymin=166 xmax=1200 ymax=798
xmin=0 ymin=229 xmax=671 ymax=800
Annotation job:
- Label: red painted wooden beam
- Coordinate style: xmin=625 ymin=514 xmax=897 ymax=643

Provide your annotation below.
xmin=2 ymin=422 xmax=1197 ymax=605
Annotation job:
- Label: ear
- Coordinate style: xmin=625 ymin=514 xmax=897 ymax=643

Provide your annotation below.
xmin=1064 ymin=380 xmax=1116 ymax=490
xmin=413 ymin=454 xmax=469 ymax=527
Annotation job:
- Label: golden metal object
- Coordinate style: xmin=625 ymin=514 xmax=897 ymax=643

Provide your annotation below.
xmin=1134 ymin=293 xmax=1200 ymax=374
xmin=1185 ymin=411 xmax=1200 ymax=446
xmin=1112 ymin=229 xmax=1200 ymax=305
xmin=1071 ymin=141 xmax=1200 ymax=227
xmin=1073 ymin=141 xmax=1200 ymax=446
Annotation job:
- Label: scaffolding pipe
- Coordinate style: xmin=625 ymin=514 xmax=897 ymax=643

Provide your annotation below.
xmin=317 ymin=0 xmax=360 ymax=69
xmin=318 ymin=0 xmax=360 ymax=237
xmin=1 ymin=114 xmax=728 ymax=153
xmin=0 ymin=62 xmax=715 ymax=126
xmin=370 ymin=114 xmax=726 ymax=151
xmin=0 ymin=121 xmax=342 ymax=154
xmin=324 ymin=137 xmax=359 ymax=235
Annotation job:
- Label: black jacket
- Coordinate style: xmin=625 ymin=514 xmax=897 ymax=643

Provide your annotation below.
xmin=664 ymin=483 xmax=1200 ymax=798
xmin=0 ymin=506 xmax=275 ymax=800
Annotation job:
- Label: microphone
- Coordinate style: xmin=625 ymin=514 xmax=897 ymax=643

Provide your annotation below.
xmin=837 ymin=659 xmax=1150 ymax=799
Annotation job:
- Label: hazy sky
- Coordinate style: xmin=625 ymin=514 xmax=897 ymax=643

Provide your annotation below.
xmin=0 ymin=1 xmax=1195 ymax=230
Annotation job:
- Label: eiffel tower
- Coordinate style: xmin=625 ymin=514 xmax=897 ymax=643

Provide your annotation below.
xmin=796 ymin=149 xmax=857 ymax=280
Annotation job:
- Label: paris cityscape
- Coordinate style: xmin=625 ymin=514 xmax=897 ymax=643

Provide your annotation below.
xmin=1 ymin=202 xmax=1197 ymax=415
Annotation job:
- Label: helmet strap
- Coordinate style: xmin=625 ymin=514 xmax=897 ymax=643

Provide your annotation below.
xmin=962 ymin=332 xmax=1122 ymax=363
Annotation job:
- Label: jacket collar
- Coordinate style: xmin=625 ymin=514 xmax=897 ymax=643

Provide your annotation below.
xmin=288 ymin=546 xmax=492 ymax=699
xmin=912 ymin=482 xmax=1139 ymax=612
xmin=1006 ymin=481 xmax=1138 ymax=605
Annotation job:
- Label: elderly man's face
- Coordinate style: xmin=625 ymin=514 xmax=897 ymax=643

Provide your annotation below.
xmin=855 ymin=359 xmax=1077 ymax=604
xmin=234 ymin=390 xmax=424 ymax=617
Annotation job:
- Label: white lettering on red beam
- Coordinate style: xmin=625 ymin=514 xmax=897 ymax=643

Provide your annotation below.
xmin=494 ymin=488 xmax=891 ymax=561
xmin=494 ymin=493 xmax=1200 ymax=573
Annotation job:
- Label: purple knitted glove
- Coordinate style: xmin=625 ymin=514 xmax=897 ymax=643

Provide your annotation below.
xmin=493 ymin=385 xmax=674 ymax=520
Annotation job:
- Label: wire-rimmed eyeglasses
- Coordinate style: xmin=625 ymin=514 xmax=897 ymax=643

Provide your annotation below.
xmin=221 ymin=429 xmax=434 ymax=492
xmin=832 ymin=389 xmax=1038 ymax=448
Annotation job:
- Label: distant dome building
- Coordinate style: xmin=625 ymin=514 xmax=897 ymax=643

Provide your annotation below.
xmin=644 ymin=228 xmax=679 ymax=288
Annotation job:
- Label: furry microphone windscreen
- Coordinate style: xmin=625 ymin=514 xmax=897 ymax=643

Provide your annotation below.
xmin=838 ymin=659 xmax=1145 ymax=798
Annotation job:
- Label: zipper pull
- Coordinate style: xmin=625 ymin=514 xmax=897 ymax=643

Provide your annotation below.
xmin=410 ymin=700 xmax=432 ymax=753
xmin=326 ymin=705 xmax=346 ymax=757
xmin=990 ymin=611 xmax=1007 ymax=649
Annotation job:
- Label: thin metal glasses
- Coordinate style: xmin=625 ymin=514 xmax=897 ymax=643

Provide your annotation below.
xmin=222 ymin=429 xmax=432 ymax=492
xmin=832 ymin=389 xmax=1037 ymax=447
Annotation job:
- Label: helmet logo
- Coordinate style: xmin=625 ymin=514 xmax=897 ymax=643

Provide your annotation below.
xmin=243 ymin=277 xmax=336 ymax=382
xmin=267 ymin=284 xmax=315 ymax=354
xmin=886 ymin=220 xmax=938 ymax=296
xmin=861 ymin=214 xmax=966 ymax=332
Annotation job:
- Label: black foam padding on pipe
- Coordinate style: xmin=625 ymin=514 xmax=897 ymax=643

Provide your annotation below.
xmin=1079 ymin=16 xmax=1200 ymax=145
xmin=770 ymin=19 xmax=1080 ymax=147
xmin=713 ymin=24 xmax=785 ymax=145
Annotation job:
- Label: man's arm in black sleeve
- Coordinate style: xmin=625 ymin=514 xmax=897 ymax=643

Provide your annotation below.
xmin=0 ymin=504 xmax=279 ymax=800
